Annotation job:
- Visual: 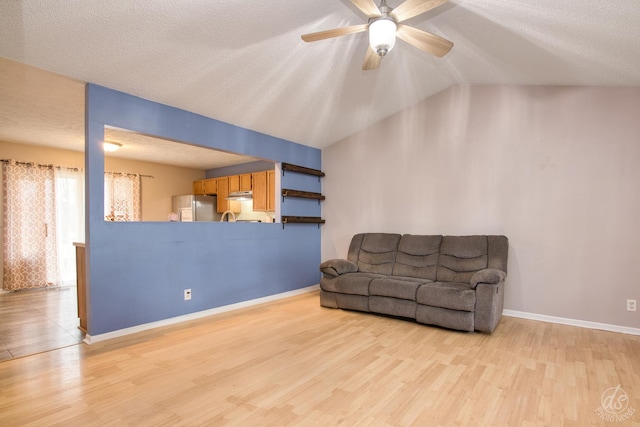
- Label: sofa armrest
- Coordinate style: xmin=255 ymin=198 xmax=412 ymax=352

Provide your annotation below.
xmin=319 ymin=259 xmax=358 ymax=277
xmin=470 ymin=268 xmax=506 ymax=289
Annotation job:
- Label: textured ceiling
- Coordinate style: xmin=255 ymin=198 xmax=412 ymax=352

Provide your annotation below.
xmin=104 ymin=127 xmax=262 ymax=170
xmin=1 ymin=0 xmax=639 ymax=156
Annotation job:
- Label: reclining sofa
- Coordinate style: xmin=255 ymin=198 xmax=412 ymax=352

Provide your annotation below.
xmin=319 ymin=233 xmax=509 ymax=333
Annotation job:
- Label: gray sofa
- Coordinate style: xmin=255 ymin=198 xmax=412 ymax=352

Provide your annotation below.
xmin=319 ymin=233 xmax=509 ymax=333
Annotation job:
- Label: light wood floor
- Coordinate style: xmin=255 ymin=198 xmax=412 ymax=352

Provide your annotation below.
xmin=0 ymin=286 xmax=83 ymax=361
xmin=0 ymin=291 xmax=638 ymax=426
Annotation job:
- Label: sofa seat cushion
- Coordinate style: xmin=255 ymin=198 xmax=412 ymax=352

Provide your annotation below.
xmin=333 ymin=272 xmax=384 ymax=296
xmin=370 ymin=277 xmax=428 ymax=300
xmin=416 ymin=282 xmax=476 ymax=312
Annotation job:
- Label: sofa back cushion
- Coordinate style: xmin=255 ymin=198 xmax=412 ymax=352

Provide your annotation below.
xmin=392 ymin=235 xmax=442 ymax=280
xmin=437 ymin=236 xmax=489 ymax=283
xmin=348 ymin=233 xmax=401 ymax=275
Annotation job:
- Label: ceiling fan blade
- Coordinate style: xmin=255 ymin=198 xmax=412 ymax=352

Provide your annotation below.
xmin=362 ymin=46 xmax=382 ymax=70
xmin=396 ymin=24 xmax=453 ymax=57
xmin=351 ymin=0 xmax=382 ymax=18
xmin=390 ymin=0 xmax=449 ymax=22
xmin=301 ymin=24 xmax=368 ymax=43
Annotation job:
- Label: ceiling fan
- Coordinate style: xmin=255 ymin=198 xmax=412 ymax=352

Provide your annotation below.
xmin=301 ymin=0 xmax=453 ymax=70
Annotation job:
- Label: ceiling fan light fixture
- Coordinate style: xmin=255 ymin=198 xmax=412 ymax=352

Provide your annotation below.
xmin=103 ymin=141 xmax=122 ymax=152
xmin=369 ymin=18 xmax=397 ymax=57
xmin=301 ymin=0 xmax=453 ymax=70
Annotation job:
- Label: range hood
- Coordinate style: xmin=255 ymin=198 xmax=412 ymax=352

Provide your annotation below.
xmin=226 ymin=190 xmax=253 ymax=201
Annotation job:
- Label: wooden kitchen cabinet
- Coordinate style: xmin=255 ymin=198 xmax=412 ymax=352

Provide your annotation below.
xmin=252 ymin=170 xmax=275 ymax=212
xmin=193 ymin=180 xmax=205 ymax=195
xmin=203 ymin=178 xmax=217 ymax=195
xmin=216 ymin=177 xmax=230 ymax=213
xmin=228 ymin=175 xmax=240 ymax=193
xmin=240 ymin=173 xmax=252 ymax=191
xmin=216 ymin=176 xmax=240 ymax=213
xmin=252 ymin=171 xmax=267 ymax=211
xmin=194 ymin=178 xmax=217 ymax=195
xmin=267 ymin=170 xmax=275 ymax=211
xmin=227 ymin=174 xmax=251 ymax=193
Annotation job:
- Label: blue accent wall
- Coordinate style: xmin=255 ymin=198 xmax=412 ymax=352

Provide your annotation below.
xmin=85 ymin=84 xmax=321 ymax=335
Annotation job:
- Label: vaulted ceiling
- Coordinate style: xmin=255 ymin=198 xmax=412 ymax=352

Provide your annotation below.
xmin=1 ymin=0 xmax=639 ymax=155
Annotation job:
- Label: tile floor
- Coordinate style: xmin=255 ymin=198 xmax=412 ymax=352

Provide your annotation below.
xmin=0 ymin=286 xmax=83 ymax=362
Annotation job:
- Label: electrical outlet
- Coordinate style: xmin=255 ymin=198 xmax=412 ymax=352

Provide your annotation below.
xmin=184 ymin=289 xmax=192 ymax=301
xmin=627 ymin=299 xmax=636 ymax=312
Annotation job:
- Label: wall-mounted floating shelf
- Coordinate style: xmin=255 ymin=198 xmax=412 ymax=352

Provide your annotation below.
xmin=281 ymin=162 xmax=325 ymax=178
xmin=281 ymin=188 xmax=325 ymax=204
xmin=281 ymin=216 xmax=325 ymax=229
xmin=280 ymin=163 xmax=326 ymax=228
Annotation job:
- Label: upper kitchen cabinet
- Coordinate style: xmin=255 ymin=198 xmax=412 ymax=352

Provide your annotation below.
xmin=252 ymin=170 xmax=275 ymax=212
xmin=193 ymin=179 xmax=205 ymax=195
xmin=252 ymin=171 xmax=267 ymax=211
xmin=240 ymin=174 xmax=252 ymax=191
xmin=193 ymin=178 xmax=216 ymax=195
xmin=203 ymin=178 xmax=217 ymax=195
xmin=267 ymin=170 xmax=275 ymax=212
xmin=229 ymin=173 xmax=252 ymax=192
xmin=228 ymin=175 xmax=240 ymax=193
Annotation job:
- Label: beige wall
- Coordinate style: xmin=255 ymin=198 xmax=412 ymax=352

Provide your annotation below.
xmin=0 ymin=140 xmax=206 ymax=221
xmin=322 ymin=85 xmax=640 ymax=329
xmin=104 ymin=157 xmax=204 ymax=221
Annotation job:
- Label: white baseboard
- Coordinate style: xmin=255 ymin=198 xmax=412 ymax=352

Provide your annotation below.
xmin=502 ymin=309 xmax=640 ymax=336
xmin=84 ymin=284 xmax=320 ymax=345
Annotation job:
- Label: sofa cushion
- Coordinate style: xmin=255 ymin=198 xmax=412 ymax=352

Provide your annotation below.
xmin=416 ymin=282 xmax=476 ymax=312
xmin=392 ymin=235 xmax=442 ymax=280
xmin=351 ymin=233 xmax=402 ymax=275
xmin=369 ymin=277 xmax=426 ymax=300
xmin=437 ymin=236 xmax=488 ymax=283
xmin=334 ymin=272 xmax=382 ymax=296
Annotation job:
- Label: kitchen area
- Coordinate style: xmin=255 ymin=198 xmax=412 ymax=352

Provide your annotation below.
xmin=172 ymin=169 xmax=277 ymax=223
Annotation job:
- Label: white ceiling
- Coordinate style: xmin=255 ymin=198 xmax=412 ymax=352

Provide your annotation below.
xmin=1 ymin=0 xmax=639 ymax=159
xmin=103 ymin=127 xmax=263 ymax=170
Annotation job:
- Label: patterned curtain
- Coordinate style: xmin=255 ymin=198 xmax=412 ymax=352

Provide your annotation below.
xmin=104 ymin=172 xmax=141 ymax=221
xmin=2 ymin=161 xmax=59 ymax=291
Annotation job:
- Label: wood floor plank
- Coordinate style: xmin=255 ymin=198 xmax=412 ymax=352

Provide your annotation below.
xmin=0 ymin=286 xmax=82 ymax=360
xmin=0 ymin=291 xmax=638 ymax=426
